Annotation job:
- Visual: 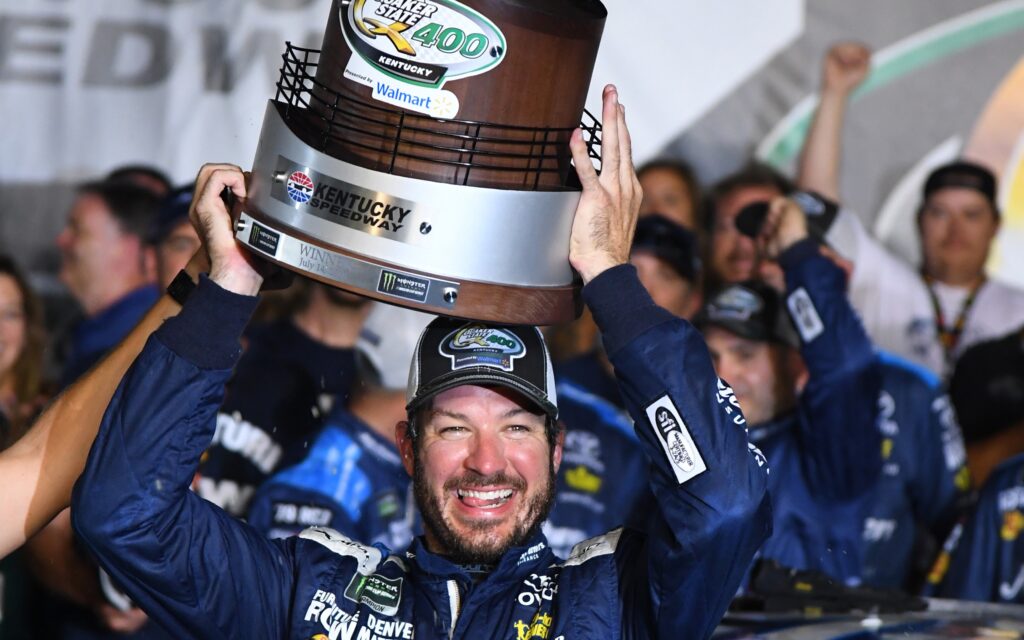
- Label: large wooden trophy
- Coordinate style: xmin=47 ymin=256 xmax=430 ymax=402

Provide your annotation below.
xmin=235 ymin=0 xmax=607 ymax=324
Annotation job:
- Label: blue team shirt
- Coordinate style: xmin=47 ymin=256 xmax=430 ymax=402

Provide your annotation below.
xmin=927 ymin=453 xmax=1024 ymax=602
xmin=194 ymin=318 xmax=358 ymax=516
xmin=247 ymin=408 xmax=417 ymax=551
xmin=859 ymin=353 xmax=969 ymax=589
xmin=746 ymin=241 xmax=884 ymax=584
xmin=61 ymin=285 xmax=160 ymax=388
xmin=544 ymin=380 xmax=648 ymax=558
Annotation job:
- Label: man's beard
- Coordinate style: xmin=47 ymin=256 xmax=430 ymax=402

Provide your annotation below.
xmin=413 ymin=450 xmax=557 ymax=565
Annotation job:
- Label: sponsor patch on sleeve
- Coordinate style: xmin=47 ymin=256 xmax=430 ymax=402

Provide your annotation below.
xmin=787 ymin=287 xmax=824 ymax=343
xmin=644 ymin=395 xmax=707 ymax=484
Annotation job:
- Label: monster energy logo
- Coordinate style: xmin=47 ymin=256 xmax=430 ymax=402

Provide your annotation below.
xmin=343 ymin=573 xmax=404 ymax=616
xmin=248 ymin=223 xmax=280 ymax=256
xmin=376 ymin=269 xmax=429 ymax=302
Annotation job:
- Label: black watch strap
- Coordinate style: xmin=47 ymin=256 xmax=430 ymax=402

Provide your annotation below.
xmin=167 ymin=270 xmax=197 ymax=305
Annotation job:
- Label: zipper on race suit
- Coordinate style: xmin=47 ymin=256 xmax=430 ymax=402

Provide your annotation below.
xmin=446 ymin=579 xmax=461 ymax=639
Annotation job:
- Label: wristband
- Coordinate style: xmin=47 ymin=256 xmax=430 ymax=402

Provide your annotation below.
xmin=166 ymin=269 xmax=197 ymax=306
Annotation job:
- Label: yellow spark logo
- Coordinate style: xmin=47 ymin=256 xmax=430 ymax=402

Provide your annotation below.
xmin=352 ymin=0 xmax=416 ymax=55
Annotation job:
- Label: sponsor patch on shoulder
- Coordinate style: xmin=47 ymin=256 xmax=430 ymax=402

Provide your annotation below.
xmin=786 ymin=287 xmax=824 ymax=343
xmin=299 ymin=526 xmax=382 ymax=576
xmin=645 ymin=395 xmax=706 ymax=484
xmin=562 ymin=528 xmax=623 ymax=567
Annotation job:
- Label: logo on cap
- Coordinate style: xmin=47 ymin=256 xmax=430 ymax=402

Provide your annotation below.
xmin=709 ymin=287 xmax=762 ymax=321
xmin=439 ymin=324 xmax=526 ymax=372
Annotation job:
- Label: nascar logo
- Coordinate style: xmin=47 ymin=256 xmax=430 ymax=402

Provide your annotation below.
xmin=286 ymin=171 xmax=314 ymax=204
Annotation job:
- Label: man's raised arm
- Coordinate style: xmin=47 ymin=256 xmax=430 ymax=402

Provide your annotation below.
xmin=568 ymin=87 xmax=772 ymax=639
xmin=70 ymin=166 xmax=297 ymax=638
xmin=0 ymin=248 xmax=208 ymax=560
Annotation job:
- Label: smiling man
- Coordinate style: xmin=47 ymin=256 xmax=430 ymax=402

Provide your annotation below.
xmin=70 ymin=87 xmax=770 ymax=639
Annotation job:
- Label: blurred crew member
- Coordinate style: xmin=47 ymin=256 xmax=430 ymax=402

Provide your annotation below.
xmin=637 ymin=159 xmax=701 ymax=229
xmin=149 ymin=186 xmax=202 ymax=289
xmin=558 ymin=215 xmax=703 ymax=410
xmin=698 ymin=197 xmax=882 ymax=582
xmin=247 ymin=304 xmax=432 ymax=548
xmin=0 ymin=256 xmax=45 ymax=447
xmin=857 ymin=353 xmax=969 ymax=590
xmin=0 ymin=256 xmax=47 ymax=639
xmin=926 ymin=327 xmax=1024 ymax=602
xmin=798 ymin=42 xmax=1024 ymax=377
xmin=704 ymin=163 xmax=794 ymax=290
xmin=56 ymin=180 xmax=161 ymax=386
xmin=195 ymin=279 xmax=372 ymax=517
xmin=34 ymin=180 xmax=164 ymax=636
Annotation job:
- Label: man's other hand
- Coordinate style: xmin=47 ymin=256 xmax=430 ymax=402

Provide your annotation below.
xmin=568 ymin=84 xmax=642 ymax=284
xmin=822 ymin=42 xmax=871 ymax=96
xmin=189 ymin=164 xmax=264 ymax=295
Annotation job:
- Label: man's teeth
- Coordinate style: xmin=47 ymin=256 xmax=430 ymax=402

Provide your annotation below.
xmin=458 ymin=489 xmax=513 ymax=501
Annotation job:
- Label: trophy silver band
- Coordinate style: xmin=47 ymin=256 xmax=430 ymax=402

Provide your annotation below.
xmin=235 ymin=0 xmax=607 ymax=324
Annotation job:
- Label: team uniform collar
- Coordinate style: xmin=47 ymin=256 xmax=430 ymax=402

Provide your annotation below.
xmin=748 ymin=412 xmax=798 ymax=444
xmin=405 ymin=530 xmax=554 ymax=585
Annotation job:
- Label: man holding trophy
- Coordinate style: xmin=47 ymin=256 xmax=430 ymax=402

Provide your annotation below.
xmin=69 ymin=85 xmax=771 ymax=639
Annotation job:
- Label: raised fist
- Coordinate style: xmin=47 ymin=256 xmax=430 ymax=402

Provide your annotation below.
xmin=822 ymin=42 xmax=871 ymax=95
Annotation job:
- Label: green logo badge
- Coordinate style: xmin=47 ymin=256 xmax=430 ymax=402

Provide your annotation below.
xmin=343 ymin=573 xmax=404 ymax=616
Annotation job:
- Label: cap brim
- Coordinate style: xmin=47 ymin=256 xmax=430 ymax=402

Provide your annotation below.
xmin=694 ymin=315 xmax=770 ymax=343
xmin=406 ymin=368 xmax=558 ymax=420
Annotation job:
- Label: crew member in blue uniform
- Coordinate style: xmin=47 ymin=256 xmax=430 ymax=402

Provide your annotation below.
xmin=557 ymin=214 xmax=703 ymax=409
xmin=71 ymin=90 xmax=771 ymax=639
xmin=247 ymin=303 xmax=432 ymax=549
xmin=542 ymin=379 xmax=649 ymax=558
xmin=697 ymin=196 xmax=882 ymax=584
xmin=194 ymin=280 xmax=371 ymax=517
xmin=926 ymin=327 xmax=1024 ymax=601
xmin=858 ymin=353 xmax=969 ymax=590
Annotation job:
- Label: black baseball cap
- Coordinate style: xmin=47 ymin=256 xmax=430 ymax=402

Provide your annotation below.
xmin=406 ymin=318 xmax=558 ymax=421
xmin=632 ymin=214 xmax=701 ymax=283
xmin=149 ymin=185 xmax=193 ymax=245
xmin=695 ymin=281 xmax=799 ymax=348
xmin=949 ymin=327 xmax=1024 ymax=444
xmin=923 ymin=161 xmax=998 ymax=213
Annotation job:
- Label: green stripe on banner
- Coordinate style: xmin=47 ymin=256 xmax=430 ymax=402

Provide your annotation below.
xmin=761 ymin=5 xmax=1024 ymax=168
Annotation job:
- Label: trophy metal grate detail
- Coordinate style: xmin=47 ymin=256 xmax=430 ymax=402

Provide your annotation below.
xmin=273 ymin=43 xmax=602 ymax=190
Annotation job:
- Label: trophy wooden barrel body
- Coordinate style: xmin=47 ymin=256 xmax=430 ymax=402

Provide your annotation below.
xmin=241 ymin=0 xmax=607 ymax=324
xmin=308 ymin=0 xmax=606 ymax=190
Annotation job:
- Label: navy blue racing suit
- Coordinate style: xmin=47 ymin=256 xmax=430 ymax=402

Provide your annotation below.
xmin=859 ymin=353 xmax=969 ymax=589
xmin=72 ymin=265 xmax=771 ymax=639
xmin=748 ymin=240 xmax=883 ymax=584
xmin=246 ymin=407 xmax=417 ymax=551
xmin=926 ymin=453 xmax=1024 ymax=602
xmin=195 ymin=318 xmax=358 ymax=516
xmin=543 ymin=380 xmax=650 ymax=558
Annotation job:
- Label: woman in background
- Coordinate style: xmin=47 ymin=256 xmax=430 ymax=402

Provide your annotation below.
xmin=0 ymin=256 xmax=46 ymax=446
xmin=0 ymin=255 xmax=47 ymax=639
